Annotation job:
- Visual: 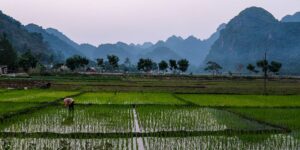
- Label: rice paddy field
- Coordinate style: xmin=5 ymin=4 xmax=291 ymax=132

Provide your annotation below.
xmin=0 ymin=85 xmax=300 ymax=149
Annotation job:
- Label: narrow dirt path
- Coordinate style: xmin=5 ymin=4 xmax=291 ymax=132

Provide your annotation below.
xmin=133 ymin=108 xmax=145 ymax=150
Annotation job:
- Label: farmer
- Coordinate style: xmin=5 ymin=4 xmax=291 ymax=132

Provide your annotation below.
xmin=64 ymin=98 xmax=75 ymax=110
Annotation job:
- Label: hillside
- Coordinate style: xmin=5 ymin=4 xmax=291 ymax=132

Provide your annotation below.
xmin=204 ymin=7 xmax=300 ymax=74
xmin=0 ymin=11 xmax=52 ymax=62
xmin=142 ymin=47 xmax=182 ymax=62
xmin=281 ymin=12 xmax=300 ymax=22
xmin=25 ymin=24 xmax=83 ymax=59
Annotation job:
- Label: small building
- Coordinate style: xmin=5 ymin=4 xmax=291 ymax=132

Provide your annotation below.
xmin=0 ymin=65 xmax=8 ymax=75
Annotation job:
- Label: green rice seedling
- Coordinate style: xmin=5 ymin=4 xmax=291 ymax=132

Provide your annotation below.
xmin=136 ymin=106 xmax=273 ymax=132
xmin=177 ymin=94 xmax=300 ymax=107
xmin=143 ymin=134 xmax=300 ymax=150
xmin=0 ymin=138 xmax=137 ymax=150
xmin=0 ymin=102 xmax=39 ymax=116
xmin=110 ymin=92 xmax=186 ymax=105
xmin=0 ymin=105 xmax=134 ymax=133
xmin=75 ymin=92 xmax=186 ymax=105
xmin=0 ymin=89 xmax=78 ymax=103
xmin=228 ymin=108 xmax=300 ymax=133
xmin=75 ymin=92 xmax=116 ymax=104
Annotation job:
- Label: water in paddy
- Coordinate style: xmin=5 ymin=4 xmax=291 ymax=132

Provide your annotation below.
xmin=1 ymin=105 xmax=300 ymax=149
xmin=1 ymin=134 xmax=300 ymax=150
xmin=0 ymin=105 xmax=133 ymax=133
xmin=0 ymin=138 xmax=138 ymax=150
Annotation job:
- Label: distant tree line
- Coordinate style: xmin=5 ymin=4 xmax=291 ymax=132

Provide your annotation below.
xmin=58 ymin=54 xmax=190 ymax=74
xmin=204 ymin=60 xmax=282 ymax=76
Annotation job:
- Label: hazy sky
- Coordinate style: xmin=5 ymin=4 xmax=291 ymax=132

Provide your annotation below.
xmin=0 ymin=0 xmax=299 ymax=45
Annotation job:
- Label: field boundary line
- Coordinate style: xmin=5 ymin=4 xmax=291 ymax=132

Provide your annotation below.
xmin=0 ymin=129 xmax=287 ymax=139
xmin=53 ymin=83 xmax=205 ymax=89
xmin=59 ymin=103 xmax=300 ymax=109
xmin=172 ymin=94 xmax=197 ymax=106
xmin=170 ymin=95 xmax=292 ymax=133
xmin=74 ymin=103 xmax=191 ymax=107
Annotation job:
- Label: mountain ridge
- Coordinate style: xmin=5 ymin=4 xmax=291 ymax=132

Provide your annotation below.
xmin=0 ymin=11 xmax=53 ymax=62
xmin=204 ymin=7 xmax=300 ymax=74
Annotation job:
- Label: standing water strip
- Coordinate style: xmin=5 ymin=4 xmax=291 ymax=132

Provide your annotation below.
xmin=133 ymin=108 xmax=145 ymax=150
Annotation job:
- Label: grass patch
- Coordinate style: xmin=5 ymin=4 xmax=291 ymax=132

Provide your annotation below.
xmin=75 ymin=92 xmax=186 ymax=105
xmin=0 ymin=89 xmax=79 ymax=103
xmin=228 ymin=108 xmax=300 ymax=131
xmin=177 ymin=94 xmax=300 ymax=107
xmin=0 ymin=102 xmax=39 ymax=116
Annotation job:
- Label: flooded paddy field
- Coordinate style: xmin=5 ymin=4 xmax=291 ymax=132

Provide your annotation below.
xmin=0 ymin=90 xmax=299 ymax=149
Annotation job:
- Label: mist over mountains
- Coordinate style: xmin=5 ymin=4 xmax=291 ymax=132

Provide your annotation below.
xmin=1 ymin=7 xmax=300 ymax=74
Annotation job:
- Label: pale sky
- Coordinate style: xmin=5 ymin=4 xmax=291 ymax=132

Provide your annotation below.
xmin=0 ymin=0 xmax=299 ymax=45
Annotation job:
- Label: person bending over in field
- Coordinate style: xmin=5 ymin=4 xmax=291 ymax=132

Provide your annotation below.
xmin=64 ymin=98 xmax=75 ymax=111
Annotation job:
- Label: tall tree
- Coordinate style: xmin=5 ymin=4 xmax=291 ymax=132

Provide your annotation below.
xmin=0 ymin=34 xmax=18 ymax=70
xmin=152 ymin=62 xmax=158 ymax=71
xmin=107 ymin=55 xmax=119 ymax=71
xmin=96 ymin=58 xmax=104 ymax=67
xmin=169 ymin=59 xmax=177 ymax=73
xmin=269 ymin=61 xmax=282 ymax=75
xmin=137 ymin=58 xmax=153 ymax=72
xmin=66 ymin=55 xmax=89 ymax=71
xmin=159 ymin=60 xmax=168 ymax=73
xmin=96 ymin=58 xmax=104 ymax=72
xmin=177 ymin=59 xmax=189 ymax=73
xmin=204 ymin=61 xmax=223 ymax=75
xmin=247 ymin=64 xmax=258 ymax=74
xmin=256 ymin=52 xmax=283 ymax=94
xmin=204 ymin=61 xmax=222 ymax=75
xmin=256 ymin=57 xmax=269 ymax=94
xmin=18 ymin=50 xmax=38 ymax=72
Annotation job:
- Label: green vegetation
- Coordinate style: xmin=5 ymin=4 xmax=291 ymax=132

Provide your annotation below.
xmin=0 ymin=102 xmax=38 ymax=116
xmin=228 ymin=108 xmax=300 ymax=131
xmin=143 ymin=134 xmax=299 ymax=149
xmin=18 ymin=50 xmax=38 ymax=72
xmin=137 ymin=58 xmax=155 ymax=72
xmin=0 ymin=34 xmax=18 ymax=70
xmin=66 ymin=55 xmax=89 ymax=71
xmin=0 ymin=105 xmax=133 ymax=133
xmin=0 ymin=138 xmax=136 ymax=149
xmin=75 ymin=92 xmax=115 ymax=104
xmin=0 ymin=89 xmax=78 ymax=103
xmin=76 ymin=92 xmax=186 ymax=105
xmin=0 ymin=89 xmax=7 ymax=92
xmin=4 ymin=74 xmax=300 ymax=94
xmin=177 ymin=59 xmax=189 ymax=73
xmin=0 ymin=77 xmax=299 ymax=149
xmin=177 ymin=94 xmax=300 ymax=107
xmin=136 ymin=106 xmax=272 ymax=132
